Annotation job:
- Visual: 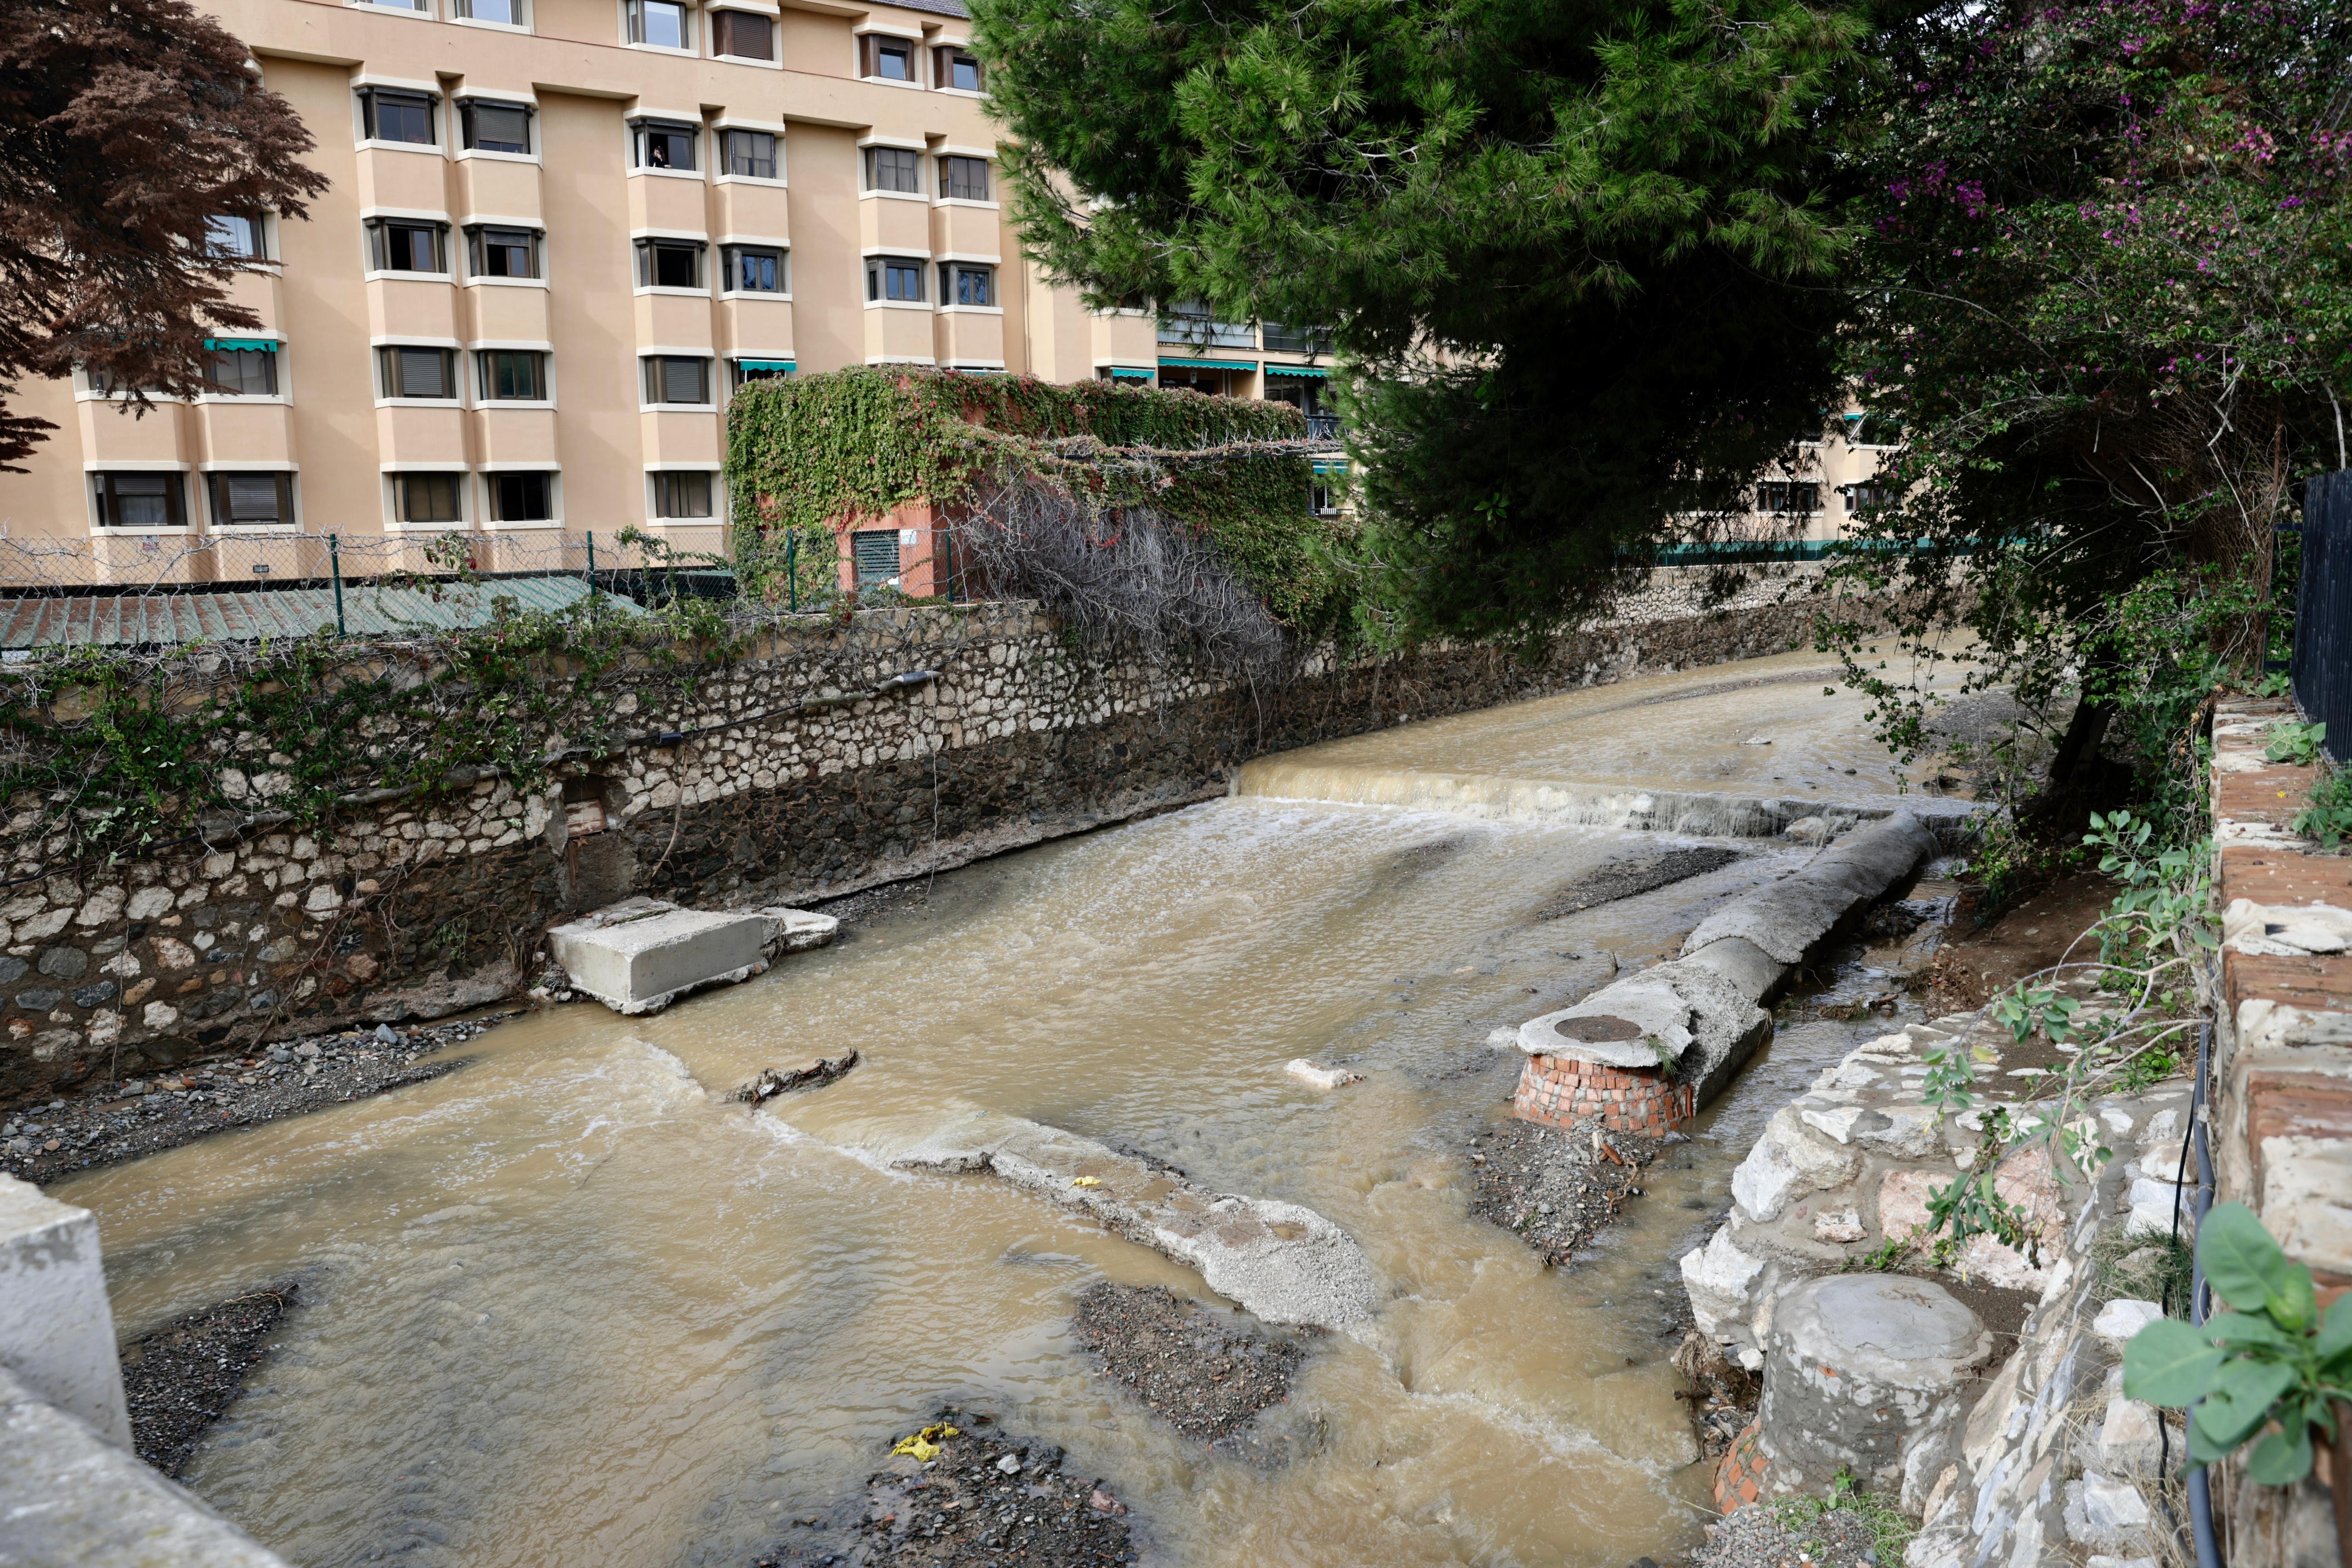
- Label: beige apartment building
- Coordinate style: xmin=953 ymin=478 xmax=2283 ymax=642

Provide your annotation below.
xmin=0 ymin=0 xmax=1345 ymax=582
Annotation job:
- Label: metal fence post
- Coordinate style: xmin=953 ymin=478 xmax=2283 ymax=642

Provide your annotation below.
xmin=585 ymin=530 xmax=597 ymax=620
xmin=786 ymin=532 xmax=797 ymax=614
xmin=328 ymin=533 xmax=346 ymax=636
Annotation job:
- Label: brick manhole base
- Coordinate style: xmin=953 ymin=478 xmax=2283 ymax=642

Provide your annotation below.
xmin=1514 ymin=1053 xmax=1696 ymax=1135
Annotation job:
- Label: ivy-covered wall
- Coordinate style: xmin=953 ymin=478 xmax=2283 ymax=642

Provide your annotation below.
xmin=723 ymin=368 xmax=1346 ymax=626
xmin=0 ymin=565 xmax=1878 ymax=1107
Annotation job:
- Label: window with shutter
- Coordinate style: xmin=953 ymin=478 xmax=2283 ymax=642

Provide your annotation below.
xmin=714 ymin=12 xmax=772 ymax=60
xmin=939 ymin=156 xmax=990 ymax=201
xmin=212 ymin=473 xmax=291 ymax=526
xmin=852 ymin=529 xmax=901 ymax=583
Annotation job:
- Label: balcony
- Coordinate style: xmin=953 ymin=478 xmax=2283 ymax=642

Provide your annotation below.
xmin=1262 ymin=322 xmax=1333 ymax=356
xmin=1156 ymin=309 xmax=1253 ymax=350
xmin=1305 ymin=413 xmax=1341 ymax=440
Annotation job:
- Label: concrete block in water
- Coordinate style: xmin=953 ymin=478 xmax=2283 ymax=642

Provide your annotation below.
xmin=546 ymin=899 xmax=771 ymax=1015
xmin=0 ymin=1365 xmax=290 ymax=1567
xmin=894 ymin=1111 xmax=1379 ymax=1333
xmin=0 ymin=1173 xmax=130 ymax=1449
xmin=1752 ymin=1274 xmax=1993 ymax=1498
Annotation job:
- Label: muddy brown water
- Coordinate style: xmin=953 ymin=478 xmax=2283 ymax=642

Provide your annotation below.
xmin=65 ymin=649 xmax=1960 ymax=1568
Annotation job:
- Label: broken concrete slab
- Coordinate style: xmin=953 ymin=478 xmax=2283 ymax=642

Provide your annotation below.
xmin=1515 ymin=812 xmax=1944 ymax=1125
xmin=546 ymin=898 xmax=771 ymax=1015
xmin=0 ymin=1173 xmax=131 ymax=1449
xmin=756 ymin=906 xmax=842 ymax=954
xmin=893 ymin=1111 xmax=1379 ymax=1333
xmin=0 ymin=1365 xmax=290 ymax=1568
xmin=1286 ymin=1060 xmax=1363 ymax=1090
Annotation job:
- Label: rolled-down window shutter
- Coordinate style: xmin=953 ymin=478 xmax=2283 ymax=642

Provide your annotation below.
xmin=662 ymin=356 xmax=704 ymax=404
xmin=853 ymin=529 xmax=900 ymax=583
xmin=399 ymin=348 xmax=447 ymax=398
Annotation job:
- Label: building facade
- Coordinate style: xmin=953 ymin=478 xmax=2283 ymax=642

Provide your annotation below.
xmin=0 ymin=0 xmax=1347 ymax=581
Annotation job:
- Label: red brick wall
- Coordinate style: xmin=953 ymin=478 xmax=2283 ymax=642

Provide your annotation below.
xmin=1514 ymin=1052 xmax=1696 ymax=1135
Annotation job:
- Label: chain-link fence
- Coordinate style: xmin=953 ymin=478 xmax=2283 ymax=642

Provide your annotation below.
xmin=0 ymin=527 xmax=747 ymax=646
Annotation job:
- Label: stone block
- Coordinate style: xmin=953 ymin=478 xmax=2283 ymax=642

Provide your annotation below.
xmin=546 ymin=900 xmax=770 ymax=1016
xmin=2063 ymin=1471 xmax=2153 ymax=1553
xmin=0 ymin=1365 xmax=288 ymax=1566
xmin=2091 ymin=1298 xmax=2163 ymax=1349
xmin=0 ymin=1174 xmax=130 ymax=1448
xmin=1733 ymin=1105 xmax=1860 ymax=1223
xmin=1753 ymin=1274 xmax=1994 ymax=1496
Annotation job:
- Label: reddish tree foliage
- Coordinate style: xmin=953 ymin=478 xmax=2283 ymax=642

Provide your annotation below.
xmin=0 ymin=0 xmax=327 ymax=469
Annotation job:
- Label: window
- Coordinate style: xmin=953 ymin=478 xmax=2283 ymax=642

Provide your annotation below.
xmin=864 ymin=147 xmax=920 ymax=194
xmin=732 ymin=359 xmax=793 ymax=387
xmin=395 ymin=473 xmax=464 ymax=525
xmin=209 ymin=473 xmax=294 ymax=528
xmin=936 ymin=46 xmax=981 ymax=90
xmin=466 ymin=226 xmax=540 ymax=279
xmin=1846 ymin=412 xmax=1905 ymax=447
xmin=1157 ymin=305 xmax=1253 ymax=348
xmin=633 ymin=119 xmax=698 ymax=171
xmin=1841 ymin=482 xmax=1896 ymax=515
xmin=712 ymin=11 xmax=772 ymax=59
xmin=459 ymin=100 xmax=532 ymax=154
xmin=652 ymin=472 xmax=713 ymax=519
xmin=722 ymin=245 xmax=784 ymax=293
xmin=205 ymin=348 xmax=279 ymax=396
xmin=939 ymin=262 xmax=993 ymax=307
xmin=92 ymin=473 xmax=184 ymax=529
xmin=939 ymin=156 xmax=989 ymax=202
xmin=206 ymin=215 xmax=266 ymax=260
xmin=378 ymin=346 xmax=457 ymax=399
xmin=359 ymin=88 xmax=436 ymax=146
xmin=1262 ymin=322 xmax=1333 ymax=355
xmin=1755 ymin=481 xmax=1821 ymax=514
xmin=852 ymin=529 xmax=900 ymax=584
xmin=634 ymin=238 xmax=705 ymax=289
xmin=642 ymin=356 xmax=711 ymax=405
xmin=367 ymin=218 xmax=447 ymax=273
xmin=477 ymin=350 xmax=546 ymax=401
xmin=859 ymin=34 xmax=914 ymax=80
xmin=487 ymin=472 xmax=554 ymax=522
xmin=865 ymin=255 xmax=924 ymax=303
xmin=454 ymin=0 xmax=518 ymax=21
xmin=723 ymin=129 xmax=778 ymax=179
xmin=626 ymin=0 xmax=690 ymax=48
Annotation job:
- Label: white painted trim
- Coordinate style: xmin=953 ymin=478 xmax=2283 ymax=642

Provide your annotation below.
xmin=639 ymin=346 xmax=718 ymax=358
xmin=379 ymin=462 xmax=471 ymax=472
xmin=713 ymin=172 xmax=788 ymax=188
xmin=354 ymin=138 xmax=445 ymax=156
xmin=862 ymin=298 xmax=931 ymax=312
xmin=938 ymin=304 xmax=1003 ymax=317
xmin=860 ymin=187 xmax=927 ymax=204
xmin=477 ymin=460 xmax=563 ymax=473
xmin=628 ymin=165 xmax=706 ymax=182
xmin=936 ymin=143 xmax=995 ymax=160
xmin=856 ymin=133 xmax=927 ymax=149
xmin=370 ymin=334 xmax=465 ymax=349
xmin=864 ymin=355 xmax=937 ymax=366
xmin=463 ymin=275 xmax=551 ymax=290
xmin=81 ymin=460 xmax=191 ymax=472
xmin=453 ymin=86 xmax=538 ymax=106
xmin=933 ymin=87 xmax=986 ymax=102
xmin=87 ymin=526 xmax=198 ymax=537
xmin=714 ymin=231 xmax=790 ymax=248
xmin=630 ymin=226 xmax=711 ymax=241
xmin=458 ymin=213 xmax=545 ymax=230
xmin=373 ymin=398 xmax=465 ymax=409
xmin=935 ymin=197 xmax=999 ymax=212
xmin=359 ymin=205 xmax=453 ymax=222
xmin=861 ymin=245 xmax=932 ymax=258
xmin=858 ymin=74 xmax=926 ymax=90
xmin=644 ymin=461 xmax=725 ymax=471
xmin=712 ymin=112 xmax=788 ymax=133
xmin=854 ymin=22 xmax=924 ymax=39
xmin=454 ymin=148 xmax=542 ymax=167
xmin=946 ymin=360 xmax=1007 ymax=370
xmin=634 ymin=285 xmax=714 ymax=299
xmin=935 ymin=250 xmax=1001 ymax=264
xmin=719 ymin=288 xmax=793 ymax=301
xmin=469 ymin=338 xmax=556 ymax=352
xmin=362 ymin=269 xmax=456 ymax=284
xmin=196 ymin=460 xmax=300 ymax=472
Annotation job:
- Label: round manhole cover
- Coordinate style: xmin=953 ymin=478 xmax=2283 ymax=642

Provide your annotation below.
xmin=1553 ymin=1014 xmax=1642 ymax=1043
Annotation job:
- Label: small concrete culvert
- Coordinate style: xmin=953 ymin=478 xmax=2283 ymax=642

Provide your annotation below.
xmin=893 ymin=1112 xmax=1380 ymax=1334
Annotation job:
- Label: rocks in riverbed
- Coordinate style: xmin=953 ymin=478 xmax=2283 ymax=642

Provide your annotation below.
xmin=1070 ymin=1282 xmax=1315 ymax=1455
xmin=1464 ymin=1116 xmax=1663 ymax=1266
xmin=120 ymin=1280 xmax=301 ymax=1477
xmin=758 ymin=1410 xmax=1136 ymax=1568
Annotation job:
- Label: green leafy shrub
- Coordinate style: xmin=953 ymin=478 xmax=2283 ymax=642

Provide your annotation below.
xmin=2123 ymin=1201 xmax=2352 ymax=1483
xmin=2290 ymin=763 xmax=2352 ymax=852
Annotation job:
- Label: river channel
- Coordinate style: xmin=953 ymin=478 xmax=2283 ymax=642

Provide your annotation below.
xmin=65 ymin=649 xmax=1956 ymax=1568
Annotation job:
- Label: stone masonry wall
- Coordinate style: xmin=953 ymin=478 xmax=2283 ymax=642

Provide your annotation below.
xmin=0 ymin=563 xmax=1878 ymax=1104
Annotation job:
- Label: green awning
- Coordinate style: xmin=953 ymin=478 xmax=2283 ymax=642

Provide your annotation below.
xmin=1265 ymin=365 xmax=1328 ymax=379
xmin=1158 ymin=358 xmax=1256 ymax=372
xmin=1107 ymin=367 xmax=1154 ymax=380
xmin=736 ymin=359 xmax=796 ymax=372
xmin=1312 ymin=460 xmax=1351 ymax=475
xmin=203 ymin=338 xmax=280 ymax=352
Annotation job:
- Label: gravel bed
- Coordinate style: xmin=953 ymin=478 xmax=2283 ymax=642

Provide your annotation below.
xmin=1464 ymin=1116 xmax=1666 ymax=1266
xmin=1693 ymin=1502 xmax=1884 ymax=1568
xmin=119 ymin=1280 xmax=302 ymax=1477
xmin=1069 ymin=1282 xmax=1313 ymax=1452
xmin=0 ymin=1015 xmax=506 ymax=1184
xmin=760 ymin=1410 xmax=1137 ymax=1567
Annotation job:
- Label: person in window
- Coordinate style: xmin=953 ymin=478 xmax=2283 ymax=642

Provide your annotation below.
xmin=649 ymin=138 xmax=671 ymax=169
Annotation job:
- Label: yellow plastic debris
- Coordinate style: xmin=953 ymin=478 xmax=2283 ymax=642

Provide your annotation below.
xmin=1071 ymin=1176 xmax=1103 ymax=1188
xmin=891 ymin=1423 xmax=960 ymax=1461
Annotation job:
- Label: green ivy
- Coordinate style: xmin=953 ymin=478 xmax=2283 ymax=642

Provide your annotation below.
xmin=723 ymin=368 xmax=1348 ymax=628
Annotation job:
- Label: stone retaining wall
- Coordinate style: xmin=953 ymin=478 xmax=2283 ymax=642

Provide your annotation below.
xmin=0 ymin=564 xmax=1883 ymax=1105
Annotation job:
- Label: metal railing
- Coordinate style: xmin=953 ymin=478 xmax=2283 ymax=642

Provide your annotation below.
xmin=2292 ymin=468 xmax=2351 ymax=762
xmin=1304 ymin=413 xmax=1342 ymax=440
